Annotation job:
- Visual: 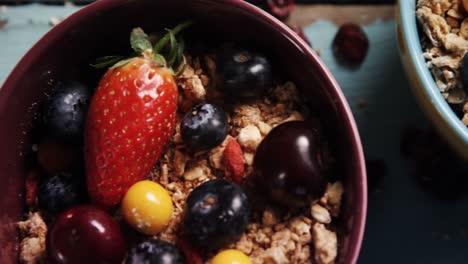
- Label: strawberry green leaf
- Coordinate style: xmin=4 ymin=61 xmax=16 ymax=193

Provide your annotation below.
xmin=91 ymin=55 xmax=125 ymax=69
xmin=130 ymin=27 xmax=152 ymax=54
xmin=153 ymin=54 xmax=168 ymax=68
xmin=175 ymin=56 xmax=187 ymax=77
xmin=153 ymin=20 xmax=193 ymax=54
xmin=110 ymin=57 xmax=136 ymax=70
xmin=167 ymin=32 xmax=178 ymax=67
xmin=173 ymin=38 xmax=185 ymax=69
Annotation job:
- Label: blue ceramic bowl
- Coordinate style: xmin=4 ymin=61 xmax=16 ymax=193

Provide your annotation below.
xmin=396 ymin=0 xmax=468 ymax=160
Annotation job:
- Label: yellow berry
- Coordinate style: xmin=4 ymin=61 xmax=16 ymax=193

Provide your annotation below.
xmin=121 ymin=180 xmax=173 ymax=235
xmin=211 ymin=249 xmax=251 ymax=264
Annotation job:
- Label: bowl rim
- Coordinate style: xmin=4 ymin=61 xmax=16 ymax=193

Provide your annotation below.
xmin=398 ymin=0 xmax=468 ymax=155
xmin=0 ymin=0 xmax=367 ymax=262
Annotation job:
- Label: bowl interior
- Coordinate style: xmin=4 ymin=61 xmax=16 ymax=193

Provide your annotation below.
xmin=0 ymin=0 xmax=366 ymax=262
xmin=398 ymin=0 xmax=468 ymax=158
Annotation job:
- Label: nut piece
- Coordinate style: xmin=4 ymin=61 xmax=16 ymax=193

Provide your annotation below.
xmin=18 ymin=212 xmax=47 ymax=264
xmin=237 ymin=125 xmax=262 ymax=151
xmin=321 ymin=182 xmax=344 ymax=217
xmin=312 ymin=223 xmax=338 ymax=264
xmin=311 ymin=203 xmax=332 ymax=224
xmin=258 ymin=247 xmax=289 ymax=264
xmin=288 ymin=217 xmax=312 ymax=243
xmin=257 ymin=121 xmax=272 ymax=136
xmin=208 ymin=136 xmax=232 ymax=170
xmin=183 ymin=166 xmax=204 ymax=181
xmin=20 ymin=237 xmax=46 ymax=264
xmin=173 ymin=150 xmax=188 ymax=177
xmin=262 ymin=208 xmax=279 ymax=226
xmin=235 ymin=235 xmax=254 ymax=255
xmin=461 ymin=18 xmax=468 ymax=39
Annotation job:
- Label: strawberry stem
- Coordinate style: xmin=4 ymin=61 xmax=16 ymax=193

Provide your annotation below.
xmin=153 ymin=20 xmax=193 ymax=54
xmin=91 ymin=20 xmax=192 ymax=72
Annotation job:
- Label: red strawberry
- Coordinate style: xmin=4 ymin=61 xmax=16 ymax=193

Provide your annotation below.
xmin=223 ymin=139 xmax=245 ymax=184
xmin=85 ymin=23 xmax=191 ymax=208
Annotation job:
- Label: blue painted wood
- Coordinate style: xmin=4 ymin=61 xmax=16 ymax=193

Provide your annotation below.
xmin=304 ymin=20 xmax=468 ymax=264
xmin=0 ymin=5 xmax=467 ymax=264
xmin=0 ymin=4 xmax=80 ymax=84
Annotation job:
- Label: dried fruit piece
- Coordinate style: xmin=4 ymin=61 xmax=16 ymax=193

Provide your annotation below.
xmin=332 ymin=23 xmax=369 ymax=66
xmin=223 ymin=139 xmax=245 ymax=184
xmin=177 ymin=239 xmax=203 ymax=264
xmin=25 ymin=169 xmax=41 ymax=207
xmin=267 ymin=0 xmax=295 ymax=21
xmin=246 ymin=0 xmax=295 ymax=21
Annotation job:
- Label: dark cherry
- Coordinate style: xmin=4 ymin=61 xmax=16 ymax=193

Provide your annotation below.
xmin=253 ymin=121 xmax=327 ymax=206
xmin=47 ymin=205 xmax=126 ymax=264
xmin=332 ymin=23 xmax=369 ymax=66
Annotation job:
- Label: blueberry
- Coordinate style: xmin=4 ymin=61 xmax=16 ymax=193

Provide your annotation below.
xmin=183 ymin=179 xmax=250 ymax=250
xmin=40 ymin=82 xmax=91 ymax=142
xmin=461 ymin=53 xmax=468 ymax=93
xmin=217 ymin=47 xmax=273 ymax=98
xmin=181 ymin=103 xmax=227 ymax=150
xmin=38 ymin=172 xmax=86 ymax=215
xmin=126 ymin=240 xmax=185 ymax=264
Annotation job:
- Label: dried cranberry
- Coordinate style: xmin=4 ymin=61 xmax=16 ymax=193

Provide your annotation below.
xmin=245 ymin=0 xmax=295 ymax=21
xmin=267 ymin=0 xmax=295 ymax=21
xmin=332 ymin=23 xmax=369 ymax=66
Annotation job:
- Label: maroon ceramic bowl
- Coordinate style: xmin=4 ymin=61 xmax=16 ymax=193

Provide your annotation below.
xmin=0 ymin=0 xmax=366 ymax=263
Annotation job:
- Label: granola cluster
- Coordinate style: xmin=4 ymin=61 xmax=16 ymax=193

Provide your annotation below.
xmin=416 ymin=0 xmax=468 ymax=125
xmin=18 ymin=213 xmax=47 ymax=264
xmin=19 ymin=55 xmax=343 ymax=264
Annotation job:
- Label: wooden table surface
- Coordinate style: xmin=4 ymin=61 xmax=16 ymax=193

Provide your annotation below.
xmin=1 ymin=3 xmax=468 ymax=264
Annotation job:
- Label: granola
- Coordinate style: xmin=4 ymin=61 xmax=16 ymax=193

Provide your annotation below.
xmin=416 ymin=0 xmax=468 ymax=125
xmin=17 ymin=213 xmax=47 ymax=264
xmin=19 ymin=54 xmax=343 ymax=264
